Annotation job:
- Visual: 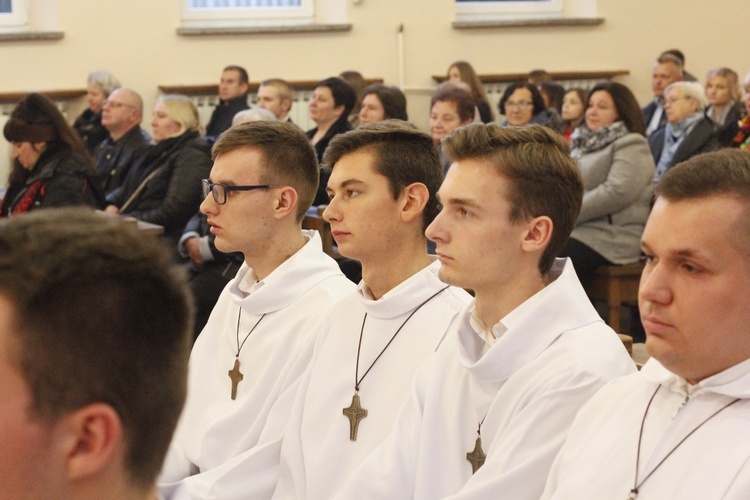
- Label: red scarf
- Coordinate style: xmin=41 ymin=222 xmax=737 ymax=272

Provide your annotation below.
xmin=733 ymin=115 xmax=750 ymax=150
xmin=0 ymin=179 xmax=45 ymax=216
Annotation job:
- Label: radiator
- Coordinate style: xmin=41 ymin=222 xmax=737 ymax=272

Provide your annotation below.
xmin=0 ymin=104 xmax=13 ymax=188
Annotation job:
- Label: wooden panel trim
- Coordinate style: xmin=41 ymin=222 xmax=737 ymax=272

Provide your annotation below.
xmin=158 ymin=78 xmax=384 ymax=96
xmin=432 ymin=70 xmax=629 ymax=84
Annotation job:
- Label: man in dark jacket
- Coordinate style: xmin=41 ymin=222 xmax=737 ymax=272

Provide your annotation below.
xmin=94 ymin=88 xmax=151 ymax=200
xmin=205 ymin=65 xmax=250 ymax=141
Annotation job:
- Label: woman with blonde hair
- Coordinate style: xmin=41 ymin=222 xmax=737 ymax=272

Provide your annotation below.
xmin=446 ymin=60 xmax=494 ymax=123
xmin=704 ymin=67 xmax=744 ymax=146
xmin=105 ymin=95 xmax=211 ymax=245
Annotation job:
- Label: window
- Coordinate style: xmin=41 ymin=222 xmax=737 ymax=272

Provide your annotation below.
xmin=0 ymin=0 xmax=29 ymax=32
xmin=181 ymin=0 xmax=314 ymax=27
xmin=456 ymin=0 xmax=564 ymax=21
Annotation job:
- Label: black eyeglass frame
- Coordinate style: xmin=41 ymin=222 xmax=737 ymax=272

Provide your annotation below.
xmin=202 ymin=179 xmax=278 ymax=205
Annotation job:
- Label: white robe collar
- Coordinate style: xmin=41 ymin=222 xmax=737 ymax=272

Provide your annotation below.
xmin=640 ymin=356 xmax=750 ymax=400
xmin=355 ymin=259 xmax=448 ymax=320
xmin=458 ymin=258 xmax=604 ymax=383
xmin=228 ymin=230 xmax=343 ymax=314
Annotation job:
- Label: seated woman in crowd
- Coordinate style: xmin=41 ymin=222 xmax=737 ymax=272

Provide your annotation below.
xmin=732 ymin=73 xmax=750 ymax=150
xmin=105 ymin=94 xmax=211 ymax=245
xmin=650 ymin=81 xmax=717 ymax=183
xmin=540 ymin=81 xmax=565 ymax=113
xmin=429 ymin=84 xmax=474 ymax=173
xmin=560 ymin=88 xmax=587 ymax=142
xmin=73 ymin=70 xmax=121 ymax=153
xmin=560 ymin=81 xmax=655 ymax=285
xmin=446 ymin=60 xmax=495 ymax=123
xmin=704 ymin=67 xmax=744 ymax=147
xmin=306 ymin=77 xmax=357 ymax=206
xmin=358 ymin=83 xmax=408 ymax=125
xmin=1 ymin=93 xmax=99 ymax=216
xmin=498 ymin=82 xmax=562 ymax=130
xmin=307 ymin=77 xmax=357 ymax=206
xmin=340 ymin=70 xmax=367 ymax=128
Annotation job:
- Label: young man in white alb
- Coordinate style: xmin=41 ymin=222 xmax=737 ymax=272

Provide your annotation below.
xmin=271 ymin=120 xmax=472 ymax=499
xmin=158 ymin=121 xmax=354 ymax=498
xmin=334 ymin=123 xmax=635 ymax=499
xmin=543 ymin=149 xmax=750 ymax=499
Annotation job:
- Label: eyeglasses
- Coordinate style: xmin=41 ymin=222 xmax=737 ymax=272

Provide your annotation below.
xmin=103 ymin=100 xmax=135 ymax=109
xmin=202 ymin=179 xmax=277 ymax=205
xmin=505 ymin=101 xmax=533 ymax=110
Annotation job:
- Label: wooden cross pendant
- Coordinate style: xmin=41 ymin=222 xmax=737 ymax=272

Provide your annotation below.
xmin=343 ymin=392 xmax=368 ymax=441
xmin=228 ymin=358 xmax=244 ymax=400
xmin=466 ymin=436 xmax=487 ymax=474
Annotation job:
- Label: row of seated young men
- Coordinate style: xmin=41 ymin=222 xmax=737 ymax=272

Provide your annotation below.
xmin=5 ymin=119 xmax=750 ymax=498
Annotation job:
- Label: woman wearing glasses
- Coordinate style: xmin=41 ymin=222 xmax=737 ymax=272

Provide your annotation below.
xmin=105 ymin=94 xmax=211 ymax=246
xmin=498 ymin=82 xmax=561 ymax=130
xmin=560 ymin=81 xmax=655 ymax=285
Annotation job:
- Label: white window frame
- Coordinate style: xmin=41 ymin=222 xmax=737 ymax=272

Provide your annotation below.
xmin=456 ymin=0 xmax=564 ymax=21
xmin=181 ymin=0 xmax=314 ymax=28
xmin=0 ymin=0 xmax=29 ymax=32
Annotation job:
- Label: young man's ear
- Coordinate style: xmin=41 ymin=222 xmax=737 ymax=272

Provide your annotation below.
xmin=400 ymin=182 xmax=430 ymax=224
xmin=521 ymin=216 xmax=553 ymax=254
xmin=272 ymin=186 xmax=299 ymax=220
xmin=60 ymin=403 xmax=123 ymax=481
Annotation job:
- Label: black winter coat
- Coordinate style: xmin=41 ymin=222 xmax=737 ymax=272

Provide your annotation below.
xmin=108 ymin=130 xmax=212 ymax=241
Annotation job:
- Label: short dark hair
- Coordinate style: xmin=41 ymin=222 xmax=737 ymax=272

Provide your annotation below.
xmin=443 ymin=124 xmax=583 ymax=275
xmin=498 ymin=82 xmax=546 ymax=117
xmin=212 ymin=120 xmax=319 ymax=222
xmin=362 ymin=83 xmax=408 ymax=121
xmin=314 ymin=77 xmax=357 ymax=120
xmin=528 ymin=69 xmax=552 ymax=86
xmin=657 ymin=149 xmax=750 ymax=202
xmin=585 ymin=81 xmax=646 ymax=135
xmin=431 ymin=85 xmax=475 ymax=123
xmin=656 ymin=149 xmax=750 ymax=252
xmin=223 ymin=65 xmax=249 ymax=85
xmin=540 ymin=82 xmax=566 ymax=113
xmin=322 ymin=120 xmax=443 ymax=232
xmin=0 ymin=208 xmax=192 ymax=490
xmin=655 ymin=53 xmax=685 ymax=77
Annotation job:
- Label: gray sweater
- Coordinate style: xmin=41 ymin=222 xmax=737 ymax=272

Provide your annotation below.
xmin=570 ymin=133 xmax=654 ymax=264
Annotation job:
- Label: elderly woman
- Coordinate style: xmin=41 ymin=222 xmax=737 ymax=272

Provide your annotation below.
xmin=498 ymin=82 xmax=562 ymax=130
xmin=105 ymin=94 xmax=211 ymax=244
xmin=560 ymin=81 xmax=655 ymax=284
xmin=704 ymin=67 xmax=744 ymax=147
xmin=429 ymin=85 xmax=475 ymax=173
xmin=649 ymin=81 xmax=718 ymax=183
xmin=307 ymin=77 xmax=357 ymax=206
xmin=1 ymin=93 xmax=98 ymax=216
xmin=446 ymin=61 xmax=494 ymax=123
xmin=73 ymin=70 xmax=121 ymax=153
xmin=358 ymin=83 xmax=408 ymax=126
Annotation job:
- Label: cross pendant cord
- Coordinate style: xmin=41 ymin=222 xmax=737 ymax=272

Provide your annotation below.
xmin=227 ymin=308 xmax=267 ymax=400
xmin=354 ymin=286 xmax=449 ymax=391
xmin=629 ymin=385 xmax=740 ymax=498
xmin=344 ymin=286 xmax=449 ymax=441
